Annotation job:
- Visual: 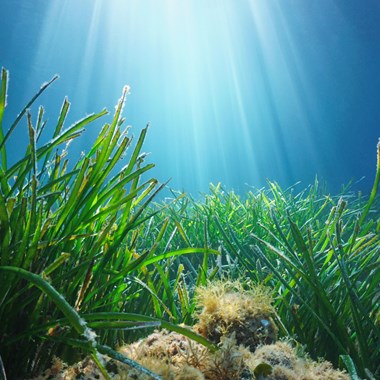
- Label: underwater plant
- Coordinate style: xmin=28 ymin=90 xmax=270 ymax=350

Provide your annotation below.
xmin=0 ymin=68 xmax=217 ymax=379
xmin=1 ymin=67 xmax=378 ymax=379
xmin=136 ymin=155 xmax=380 ymax=378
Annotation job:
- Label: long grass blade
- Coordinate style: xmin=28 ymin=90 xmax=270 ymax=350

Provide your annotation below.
xmin=0 ymin=266 xmax=88 ymax=337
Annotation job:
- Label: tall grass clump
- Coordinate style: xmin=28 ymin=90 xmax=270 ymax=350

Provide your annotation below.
xmin=0 ymin=68 xmax=217 ymax=379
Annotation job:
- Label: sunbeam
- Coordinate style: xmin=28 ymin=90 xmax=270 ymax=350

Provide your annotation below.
xmin=1 ymin=0 xmax=379 ymax=195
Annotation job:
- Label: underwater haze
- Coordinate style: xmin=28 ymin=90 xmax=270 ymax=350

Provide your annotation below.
xmin=1 ymin=0 xmax=379 ymax=196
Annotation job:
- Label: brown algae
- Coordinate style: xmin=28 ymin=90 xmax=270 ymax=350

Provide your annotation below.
xmin=193 ymin=280 xmax=278 ymax=351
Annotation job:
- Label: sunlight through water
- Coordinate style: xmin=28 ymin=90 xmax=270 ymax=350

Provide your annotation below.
xmin=1 ymin=0 xmax=379 ymax=195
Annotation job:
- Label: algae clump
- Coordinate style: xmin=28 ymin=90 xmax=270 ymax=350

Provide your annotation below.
xmin=193 ymin=280 xmax=278 ymax=351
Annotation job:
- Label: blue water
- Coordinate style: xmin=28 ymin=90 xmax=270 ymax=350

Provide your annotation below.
xmin=1 ymin=0 xmax=379 ymax=196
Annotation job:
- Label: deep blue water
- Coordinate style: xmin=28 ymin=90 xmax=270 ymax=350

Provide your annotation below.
xmin=1 ymin=0 xmax=379 ymax=196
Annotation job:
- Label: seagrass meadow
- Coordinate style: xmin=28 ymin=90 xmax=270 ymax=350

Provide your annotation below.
xmin=0 ymin=69 xmax=379 ymax=380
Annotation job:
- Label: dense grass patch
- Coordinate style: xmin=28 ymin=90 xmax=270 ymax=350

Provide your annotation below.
xmin=0 ymin=69 xmax=379 ymax=379
xmin=144 ymin=179 xmax=380 ymax=378
xmin=0 ymin=69 xmax=217 ymax=379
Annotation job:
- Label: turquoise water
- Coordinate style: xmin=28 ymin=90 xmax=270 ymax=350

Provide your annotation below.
xmin=1 ymin=0 xmax=379 ymax=195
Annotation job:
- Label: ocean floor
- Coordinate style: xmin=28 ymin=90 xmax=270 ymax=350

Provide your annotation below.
xmin=32 ymin=281 xmax=349 ymax=380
